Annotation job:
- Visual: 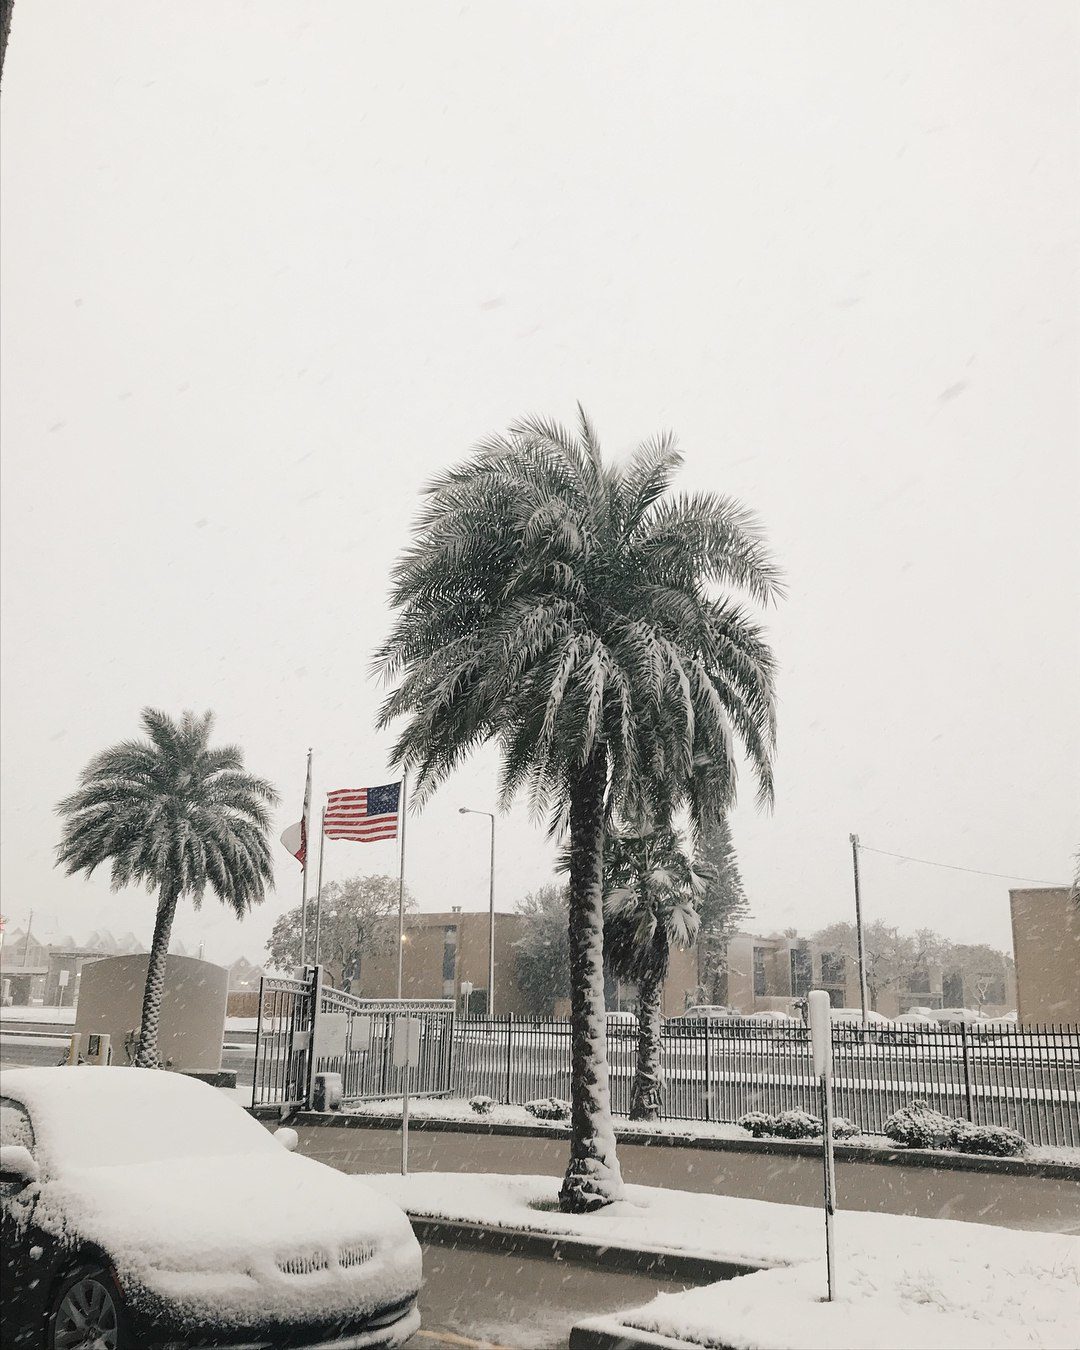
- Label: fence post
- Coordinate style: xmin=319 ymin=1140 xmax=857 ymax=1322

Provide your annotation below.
xmin=704 ymin=1019 xmax=711 ymax=1121
xmin=504 ymin=1013 xmax=514 ymax=1104
xmin=304 ymin=965 xmax=324 ymax=1111
xmin=251 ymin=976 xmax=265 ymax=1110
xmin=960 ymin=1021 xmax=974 ymax=1122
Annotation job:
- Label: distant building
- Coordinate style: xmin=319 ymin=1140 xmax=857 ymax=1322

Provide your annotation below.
xmin=0 ymin=927 xmax=50 ymax=1005
xmin=357 ymin=910 xmax=529 ymax=1014
xmin=649 ymin=928 xmax=1014 ymax=1019
xmin=44 ymin=949 xmax=110 ymax=1008
xmin=228 ymin=955 xmax=264 ymax=993
xmin=1010 ymin=887 xmax=1079 ymax=1024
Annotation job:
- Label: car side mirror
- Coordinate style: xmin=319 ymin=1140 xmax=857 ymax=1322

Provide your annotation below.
xmin=0 ymin=1145 xmax=40 ymax=1185
xmin=274 ymin=1127 xmax=299 ymax=1152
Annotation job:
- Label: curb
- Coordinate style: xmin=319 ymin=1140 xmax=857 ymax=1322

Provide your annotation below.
xmin=286 ymin=1110 xmax=1080 ymax=1182
xmin=569 ymin=1317 xmax=723 ymax=1350
xmin=569 ymin=1315 xmax=721 ymax=1350
xmin=407 ymin=1213 xmax=762 ymax=1284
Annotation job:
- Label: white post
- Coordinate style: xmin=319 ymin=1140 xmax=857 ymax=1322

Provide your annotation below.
xmin=401 ymin=1056 xmax=410 ymax=1175
xmin=393 ymin=1015 xmax=420 ymax=1175
xmin=808 ymin=989 xmax=837 ymax=1301
xmin=397 ymin=774 xmax=409 ymax=1000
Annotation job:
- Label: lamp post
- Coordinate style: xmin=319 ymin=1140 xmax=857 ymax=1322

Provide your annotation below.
xmin=458 ymin=808 xmax=496 ymax=1016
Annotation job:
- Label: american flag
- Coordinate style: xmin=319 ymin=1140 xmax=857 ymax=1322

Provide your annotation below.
xmin=324 ymin=783 xmax=401 ymax=843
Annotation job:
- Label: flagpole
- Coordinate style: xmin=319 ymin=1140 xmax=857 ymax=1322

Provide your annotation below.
xmin=299 ymin=748 xmax=312 ymax=970
xmin=396 ymin=772 xmax=408 ymax=999
xmin=313 ymin=806 xmax=327 ymax=968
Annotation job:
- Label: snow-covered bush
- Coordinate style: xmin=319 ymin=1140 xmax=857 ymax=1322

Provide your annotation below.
xmin=523 ymin=1097 xmax=571 ymax=1122
xmin=736 ymin=1111 xmax=778 ymax=1138
xmin=468 ymin=1096 xmax=495 ymax=1116
xmin=952 ymin=1123 xmax=1027 ymax=1158
xmin=883 ymin=1101 xmax=957 ymax=1149
xmin=771 ymin=1108 xmax=823 ymax=1139
xmin=831 ymin=1116 xmax=859 ymax=1139
xmin=737 ymin=1109 xmax=828 ymax=1140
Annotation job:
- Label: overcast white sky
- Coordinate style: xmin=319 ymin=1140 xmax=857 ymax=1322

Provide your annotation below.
xmin=1 ymin=2 xmax=1077 ymax=968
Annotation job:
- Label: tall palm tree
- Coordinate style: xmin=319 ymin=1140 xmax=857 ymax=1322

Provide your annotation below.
xmin=56 ymin=709 xmax=277 ymax=1068
xmin=604 ymin=827 xmax=707 ymax=1121
xmin=374 ymin=407 xmax=780 ymax=1211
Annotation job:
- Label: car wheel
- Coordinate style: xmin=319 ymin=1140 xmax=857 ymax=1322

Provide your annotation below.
xmin=48 ymin=1264 xmax=128 ymax=1350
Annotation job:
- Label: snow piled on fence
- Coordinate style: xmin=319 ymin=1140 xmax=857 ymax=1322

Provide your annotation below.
xmin=369 ymin=1173 xmax=1080 ymax=1349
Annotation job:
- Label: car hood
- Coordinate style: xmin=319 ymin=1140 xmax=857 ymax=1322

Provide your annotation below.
xmin=36 ymin=1152 xmax=421 ymax=1326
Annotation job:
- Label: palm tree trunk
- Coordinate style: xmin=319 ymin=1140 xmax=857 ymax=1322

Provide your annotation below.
xmin=559 ymin=746 xmax=624 ymax=1213
xmin=135 ymin=877 xmax=179 ymax=1069
xmin=630 ymin=966 xmax=664 ymax=1121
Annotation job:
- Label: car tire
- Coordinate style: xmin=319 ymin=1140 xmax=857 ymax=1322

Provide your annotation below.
xmin=47 ymin=1263 xmax=130 ymax=1350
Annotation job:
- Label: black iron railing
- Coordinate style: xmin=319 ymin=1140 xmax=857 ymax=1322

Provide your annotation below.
xmin=450 ymin=1016 xmax=1080 ymax=1147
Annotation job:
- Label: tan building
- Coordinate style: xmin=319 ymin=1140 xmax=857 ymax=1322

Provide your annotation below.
xmin=660 ymin=929 xmax=1014 ymax=1019
xmin=1010 ymin=887 xmax=1080 ymax=1024
xmin=357 ymin=909 xmax=530 ymax=1015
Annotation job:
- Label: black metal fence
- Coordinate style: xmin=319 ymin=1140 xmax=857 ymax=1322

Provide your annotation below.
xmin=451 ymin=1016 xmax=1080 ymax=1148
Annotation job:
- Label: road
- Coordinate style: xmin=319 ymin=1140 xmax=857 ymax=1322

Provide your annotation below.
xmin=411 ymin=1241 xmax=693 ymax=1349
xmin=0 ymin=1032 xmax=256 ymax=1085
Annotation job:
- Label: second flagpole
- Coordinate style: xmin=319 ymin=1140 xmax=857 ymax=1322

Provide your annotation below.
xmin=396 ymin=772 xmax=408 ymax=999
xmin=313 ymin=806 xmax=327 ymax=968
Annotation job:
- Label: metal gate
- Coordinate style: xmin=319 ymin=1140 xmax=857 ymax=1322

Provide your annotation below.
xmin=315 ymin=988 xmax=455 ymax=1104
xmin=250 ymin=971 xmax=318 ymax=1111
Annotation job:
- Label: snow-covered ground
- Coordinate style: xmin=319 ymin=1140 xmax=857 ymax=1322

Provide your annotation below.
xmin=341 ymin=1095 xmax=753 ymax=1142
xmin=369 ymin=1172 xmax=1080 ymax=1350
xmin=337 ymin=1095 xmax=1079 ymax=1165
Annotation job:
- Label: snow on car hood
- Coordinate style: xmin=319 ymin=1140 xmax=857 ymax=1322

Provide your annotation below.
xmin=36 ymin=1152 xmax=421 ymax=1325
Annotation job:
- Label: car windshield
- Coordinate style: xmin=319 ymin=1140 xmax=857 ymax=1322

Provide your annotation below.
xmin=9 ymin=1072 xmax=277 ymax=1174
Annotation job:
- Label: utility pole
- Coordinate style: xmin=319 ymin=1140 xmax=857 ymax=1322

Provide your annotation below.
xmin=22 ymin=910 xmax=33 ymax=967
xmin=849 ymin=834 xmax=869 ymax=1020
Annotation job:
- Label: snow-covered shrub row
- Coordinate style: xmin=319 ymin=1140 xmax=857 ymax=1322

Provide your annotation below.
xmin=523 ymin=1097 xmax=571 ymax=1121
xmin=951 ymin=1123 xmax=1027 ymax=1158
xmin=468 ymin=1096 xmax=495 ymax=1115
xmin=882 ymin=1102 xmax=957 ymax=1149
xmin=884 ymin=1101 xmax=1027 ymax=1157
xmin=736 ymin=1110 xmax=855 ymax=1140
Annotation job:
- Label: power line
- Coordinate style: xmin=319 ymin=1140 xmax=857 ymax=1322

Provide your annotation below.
xmin=856 ymin=844 xmax=1066 ymax=888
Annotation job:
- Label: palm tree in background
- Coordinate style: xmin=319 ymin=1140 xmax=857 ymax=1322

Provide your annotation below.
xmin=604 ymin=827 xmax=708 ymax=1121
xmin=56 ymin=709 xmax=277 ymax=1068
xmin=374 ymin=407 xmax=780 ymax=1211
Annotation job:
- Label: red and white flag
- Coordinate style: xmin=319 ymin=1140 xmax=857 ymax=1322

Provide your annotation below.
xmin=280 ymin=751 xmax=313 ymax=867
xmin=324 ymin=783 xmax=401 ymax=843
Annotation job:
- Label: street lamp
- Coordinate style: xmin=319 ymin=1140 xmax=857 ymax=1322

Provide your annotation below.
xmin=458 ymin=807 xmax=496 ymax=1016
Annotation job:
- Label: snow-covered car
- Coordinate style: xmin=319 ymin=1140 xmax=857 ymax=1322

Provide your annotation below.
xmin=830 ymin=1008 xmax=896 ymax=1041
xmin=936 ymin=1008 xmax=1004 ymax=1033
xmin=605 ymin=1011 xmax=639 ymax=1038
xmin=665 ymin=1005 xmax=739 ymax=1032
xmin=1 ymin=1068 xmax=422 ymax=1349
xmin=744 ymin=1010 xmax=803 ymax=1040
xmin=895 ymin=1010 xmax=938 ymax=1024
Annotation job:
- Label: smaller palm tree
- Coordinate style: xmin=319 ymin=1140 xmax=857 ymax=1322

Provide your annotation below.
xmin=56 ymin=709 xmax=277 ymax=1068
xmin=604 ymin=827 xmax=709 ymax=1121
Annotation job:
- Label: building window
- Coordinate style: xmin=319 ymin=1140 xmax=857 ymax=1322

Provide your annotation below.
xmin=790 ymin=947 xmax=812 ymax=998
xmin=753 ymin=947 xmax=766 ymax=997
xmin=441 ymin=926 xmax=458 ymax=983
xmin=907 ymin=967 xmax=930 ymax=994
xmin=820 ymin=951 xmax=845 ymax=988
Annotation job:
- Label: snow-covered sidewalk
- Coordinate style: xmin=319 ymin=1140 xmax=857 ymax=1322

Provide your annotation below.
xmin=367 ymin=1172 xmax=1080 ymax=1349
